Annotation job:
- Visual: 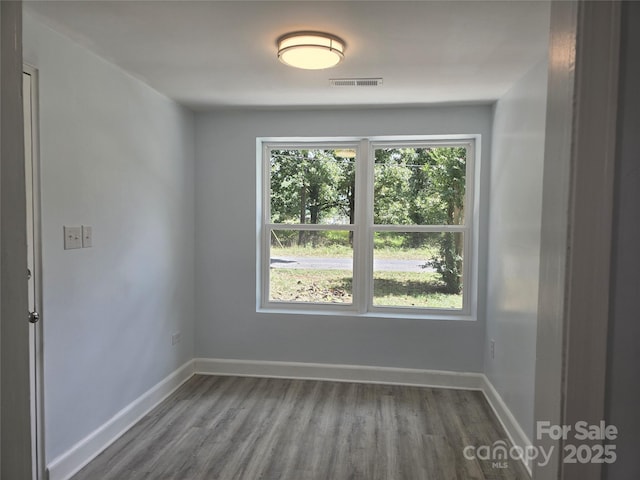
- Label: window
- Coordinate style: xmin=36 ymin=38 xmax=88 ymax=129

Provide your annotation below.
xmin=258 ymin=136 xmax=477 ymax=318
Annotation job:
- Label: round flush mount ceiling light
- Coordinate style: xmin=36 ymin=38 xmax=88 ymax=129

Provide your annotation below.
xmin=277 ymin=31 xmax=345 ymax=70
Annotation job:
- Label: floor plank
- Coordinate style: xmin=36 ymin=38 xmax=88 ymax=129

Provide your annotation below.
xmin=71 ymin=375 xmax=530 ymax=480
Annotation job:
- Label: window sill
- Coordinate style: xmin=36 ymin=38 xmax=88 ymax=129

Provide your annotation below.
xmin=257 ymin=306 xmax=477 ymax=322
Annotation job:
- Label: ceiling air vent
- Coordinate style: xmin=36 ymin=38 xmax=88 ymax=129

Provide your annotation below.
xmin=330 ymin=78 xmax=383 ymax=87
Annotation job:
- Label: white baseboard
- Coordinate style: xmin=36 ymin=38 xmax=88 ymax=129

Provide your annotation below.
xmin=480 ymin=375 xmax=533 ymax=477
xmin=46 ymin=360 xmax=195 ymax=480
xmin=194 ymin=357 xmax=485 ymax=390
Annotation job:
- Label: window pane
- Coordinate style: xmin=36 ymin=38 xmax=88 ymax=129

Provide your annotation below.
xmin=373 ymin=232 xmax=463 ymax=309
xmin=270 ymin=149 xmax=356 ymax=225
xmin=373 ymin=146 xmax=466 ymax=225
xmin=270 ymin=230 xmax=353 ymax=304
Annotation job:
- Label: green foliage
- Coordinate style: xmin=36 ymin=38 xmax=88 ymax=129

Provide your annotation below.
xmin=271 ymin=230 xmax=351 ymax=252
xmin=426 ymin=232 xmax=463 ymax=294
xmin=269 ymin=146 xmax=466 ymax=294
xmin=373 ymin=146 xmax=466 ymax=226
xmin=373 ymin=146 xmax=466 ymax=293
xmin=270 ymin=149 xmax=354 ymax=225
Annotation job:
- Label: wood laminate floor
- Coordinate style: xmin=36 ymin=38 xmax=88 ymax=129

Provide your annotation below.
xmin=72 ymin=375 xmax=530 ymax=480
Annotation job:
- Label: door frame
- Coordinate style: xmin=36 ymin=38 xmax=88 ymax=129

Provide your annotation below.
xmin=1 ymin=1 xmax=33 ymax=477
xmin=23 ymin=63 xmax=45 ymax=480
xmin=534 ymin=1 xmax=622 ymax=479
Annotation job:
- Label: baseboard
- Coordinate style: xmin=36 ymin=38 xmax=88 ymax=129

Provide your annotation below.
xmin=194 ymin=357 xmax=484 ymax=390
xmin=46 ymin=360 xmax=195 ymax=480
xmin=480 ymin=375 xmax=533 ymax=477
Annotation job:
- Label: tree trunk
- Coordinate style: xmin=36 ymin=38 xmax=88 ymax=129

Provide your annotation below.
xmin=437 ymin=203 xmax=462 ymax=294
xmin=299 ymin=185 xmax=306 ymax=246
xmin=308 ymin=185 xmax=320 ymax=246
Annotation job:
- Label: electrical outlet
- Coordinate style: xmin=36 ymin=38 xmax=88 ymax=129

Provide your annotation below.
xmin=171 ymin=332 xmax=182 ymax=346
xmin=490 ymin=339 xmax=496 ymax=360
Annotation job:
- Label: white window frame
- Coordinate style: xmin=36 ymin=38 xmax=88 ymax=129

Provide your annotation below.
xmin=257 ymin=135 xmax=480 ymax=320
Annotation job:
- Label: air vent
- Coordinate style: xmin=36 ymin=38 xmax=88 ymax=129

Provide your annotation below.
xmin=330 ymin=78 xmax=383 ymax=87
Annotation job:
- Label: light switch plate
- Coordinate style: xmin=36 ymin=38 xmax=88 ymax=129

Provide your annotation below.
xmin=82 ymin=225 xmax=93 ymax=248
xmin=63 ymin=226 xmax=82 ymax=250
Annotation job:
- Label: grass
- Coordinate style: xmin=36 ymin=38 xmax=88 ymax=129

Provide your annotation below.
xmin=372 ymin=271 xmax=462 ymax=309
xmin=271 ymin=245 xmax=352 ymax=258
xmin=270 ymin=269 xmax=352 ymax=303
xmin=269 ymin=269 xmax=462 ymax=309
xmin=270 ymin=230 xmax=439 ymax=260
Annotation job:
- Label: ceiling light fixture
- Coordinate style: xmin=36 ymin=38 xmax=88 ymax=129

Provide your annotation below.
xmin=277 ymin=31 xmax=345 ymax=70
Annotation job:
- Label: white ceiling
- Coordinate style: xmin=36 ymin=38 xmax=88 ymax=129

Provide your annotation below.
xmin=25 ymin=0 xmax=551 ymax=109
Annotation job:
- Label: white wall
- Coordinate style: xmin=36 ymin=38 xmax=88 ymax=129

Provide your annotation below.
xmin=23 ymin=14 xmax=196 ymax=463
xmin=485 ymin=60 xmax=548 ymax=442
xmin=194 ymin=106 xmax=492 ymax=372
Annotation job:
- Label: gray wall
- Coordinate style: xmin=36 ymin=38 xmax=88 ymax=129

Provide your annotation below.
xmin=1 ymin=1 xmax=33 ymax=478
xmin=23 ymin=15 xmax=196 ymax=462
xmin=604 ymin=1 xmax=640 ymax=478
xmin=194 ymin=106 xmax=492 ymax=372
xmin=485 ymin=60 xmax=548 ymax=442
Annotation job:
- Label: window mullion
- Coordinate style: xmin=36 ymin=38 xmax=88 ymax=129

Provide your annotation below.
xmin=353 ymin=139 xmax=371 ymax=313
